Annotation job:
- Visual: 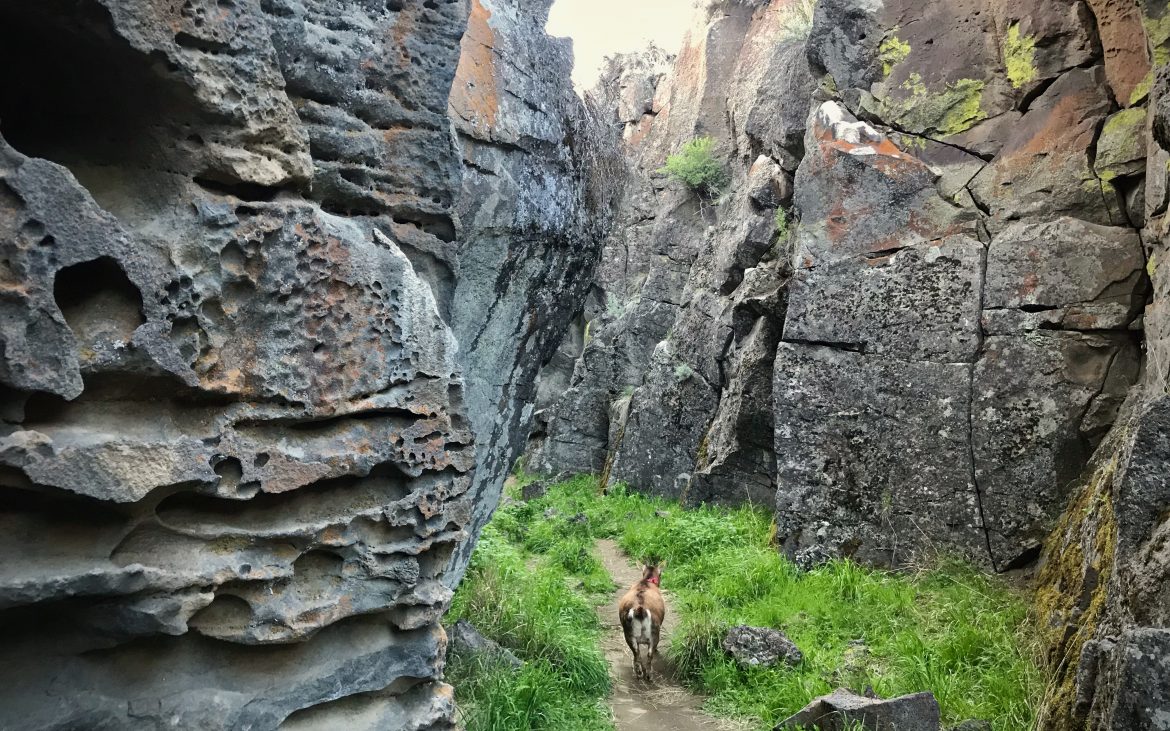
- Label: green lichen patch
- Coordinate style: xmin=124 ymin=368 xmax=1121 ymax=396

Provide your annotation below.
xmin=1149 ymin=252 xmax=1159 ymax=280
xmin=1144 ymin=11 xmax=1170 ymax=68
xmin=1004 ymin=23 xmax=1038 ymax=89
xmin=882 ymin=75 xmax=988 ymax=137
xmin=1095 ymin=107 xmax=1148 ymax=181
xmin=1033 ymin=442 xmax=1124 ymax=730
xmin=1130 ymin=70 xmax=1154 ymax=107
xmin=879 ymin=31 xmax=911 ymax=77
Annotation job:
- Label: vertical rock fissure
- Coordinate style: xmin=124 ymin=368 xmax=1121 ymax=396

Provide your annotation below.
xmin=969 ymin=238 xmax=999 ymax=571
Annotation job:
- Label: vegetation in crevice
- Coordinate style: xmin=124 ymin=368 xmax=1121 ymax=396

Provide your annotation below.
xmin=449 ymin=473 xmax=1042 ymax=731
xmin=774 ymin=206 xmax=791 ymax=239
xmin=660 ymin=136 xmax=729 ymax=197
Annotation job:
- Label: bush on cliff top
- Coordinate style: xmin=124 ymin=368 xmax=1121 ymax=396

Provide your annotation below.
xmin=660 ymin=136 xmax=728 ymax=197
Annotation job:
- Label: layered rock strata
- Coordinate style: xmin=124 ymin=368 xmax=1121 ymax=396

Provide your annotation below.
xmin=0 ymin=0 xmax=608 ymax=727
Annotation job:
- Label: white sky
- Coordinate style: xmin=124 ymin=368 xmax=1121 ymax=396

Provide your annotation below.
xmin=546 ymin=0 xmax=696 ymax=88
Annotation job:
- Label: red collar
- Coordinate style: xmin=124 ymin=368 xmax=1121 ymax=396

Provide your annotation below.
xmin=647 ymin=576 xmax=660 ymax=586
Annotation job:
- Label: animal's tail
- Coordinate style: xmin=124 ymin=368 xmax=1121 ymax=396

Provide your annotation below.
xmin=630 ymin=606 xmax=647 ymax=621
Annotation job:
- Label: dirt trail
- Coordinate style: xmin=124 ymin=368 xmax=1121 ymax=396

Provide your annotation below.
xmin=595 ymin=539 xmax=749 ymax=731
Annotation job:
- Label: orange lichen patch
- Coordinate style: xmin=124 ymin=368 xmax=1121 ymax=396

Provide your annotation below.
xmin=625 ymin=113 xmax=658 ymax=147
xmin=449 ymin=0 xmax=499 ymax=131
xmin=1086 ymin=0 xmax=1153 ymax=106
xmin=816 ymin=121 xmax=921 ymax=167
xmin=1019 ymin=272 xmax=1040 ymax=299
xmin=826 ymin=202 xmax=867 ymax=244
xmin=320 ymin=525 xmax=347 ymax=545
xmin=1025 ymin=101 xmax=1093 ymax=158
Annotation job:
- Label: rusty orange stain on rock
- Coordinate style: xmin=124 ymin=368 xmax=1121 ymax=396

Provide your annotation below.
xmin=1019 ymin=272 xmax=1040 ymax=298
xmin=1085 ymin=0 xmax=1152 ymax=106
xmin=450 ymin=0 xmax=499 ymax=130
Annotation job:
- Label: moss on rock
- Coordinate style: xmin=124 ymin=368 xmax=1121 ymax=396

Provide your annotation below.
xmin=1095 ymin=107 xmax=1148 ymax=181
xmin=1144 ymin=11 xmax=1170 ymax=68
xmin=1034 ymin=430 xmax=1127 ymax=730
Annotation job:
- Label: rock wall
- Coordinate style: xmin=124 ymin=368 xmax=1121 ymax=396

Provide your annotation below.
xmin=530 ymin=0 xmax=811 ymax=512
xmin=529 ymin=0 xmax=1170 ymax=726
xmin=0 ymin=0 xmax=607 ymax=727
xmin=533 ymin=0 xmax=1152 ymax=567
xmin=445 ymin=0 xmax=620 ymax=583
xmin=1033 ymin=2 xmax=1170 ymax=727
xmin=778 ymin=0 xmax=1150 ymax=572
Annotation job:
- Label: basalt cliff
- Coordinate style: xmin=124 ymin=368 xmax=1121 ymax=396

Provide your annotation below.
xmin=1 ymin=0 xmax=1168 ymax=729
xmin=529 ymin=0 xmax=1170 ymax=728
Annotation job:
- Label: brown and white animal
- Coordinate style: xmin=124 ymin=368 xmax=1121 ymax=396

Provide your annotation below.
xmin=618 ymin=563 xmax=665 ymax=680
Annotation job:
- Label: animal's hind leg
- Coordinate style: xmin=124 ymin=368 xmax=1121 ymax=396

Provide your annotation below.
xmin=635 ymin=642 xmax=652 ymax=681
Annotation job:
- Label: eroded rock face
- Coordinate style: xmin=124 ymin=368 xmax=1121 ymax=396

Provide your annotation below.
xmin=0 ymin=0 xmax=606 ymax=727
xmin=530 ymin=0 xmax=1150 ymax=577
xmin=445 ymin=0 xmax=620 ymax=584
xmin=530 ymin=0 xmax=808 ymax=508
xmin=773 ymin=1 xmax=1147 ymax=572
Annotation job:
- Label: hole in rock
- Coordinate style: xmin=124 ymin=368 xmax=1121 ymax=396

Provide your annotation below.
xmin=0 ymin=0 xmax=204 ymax=215
xmin=213 ymin=457 xmax=244 ymax=487
xmin=53 ymin=257 xmax=146 ymax=346
xmin=417 ymin=540 xmax=456 ymax=578
xmin=292 ymin=549 xmax=346 ymax=582
xmin=188 ymin=594 xmax=254 ymax=637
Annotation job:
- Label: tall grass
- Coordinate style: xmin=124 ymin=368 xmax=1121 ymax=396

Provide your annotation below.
xmin=479 ymin=473 xmax=1042 ymax=730
xmin=445 ymin=522 xmax=613 ymax=731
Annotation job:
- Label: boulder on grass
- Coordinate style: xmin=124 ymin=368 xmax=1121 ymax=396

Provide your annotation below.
xmin=775 ymin=687 xmax=941 ymax=731
xmin=446 ymin=619 xmax=522 ymax=671
xmin=723 ymin=625 xmax=803 ymax=669
xmin=521 ymin=480 xmax=548 ymax=501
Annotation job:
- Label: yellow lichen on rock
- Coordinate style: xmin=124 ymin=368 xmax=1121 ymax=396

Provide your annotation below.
xmin=1004 ymin=23 xmax=1038 ymax=89
xmin=1033 ymin=449 xmax=1122 ymax=730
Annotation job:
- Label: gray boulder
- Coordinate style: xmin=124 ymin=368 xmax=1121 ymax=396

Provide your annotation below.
xmin=723 ymin=625 xmax=803 ymax=669
xmin=446 ymin=619 xmax=522 ymax=671
xmin=521 ymin=481 xmax=549 ymax=502
xmin=777 ymin=688 xmax=941 ymax=731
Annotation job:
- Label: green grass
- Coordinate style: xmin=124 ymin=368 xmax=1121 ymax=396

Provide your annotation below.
xmin=445 ymin=510 xmax=614 ymax=731
xmin=457 ymin=472 xmax=1042 ymax=731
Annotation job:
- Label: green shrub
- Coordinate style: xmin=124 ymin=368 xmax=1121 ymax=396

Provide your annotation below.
xmin=660 ymin=137 xmax=728 ymax=197
xmin=775 ymin=206 xmax=790 ymax=238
